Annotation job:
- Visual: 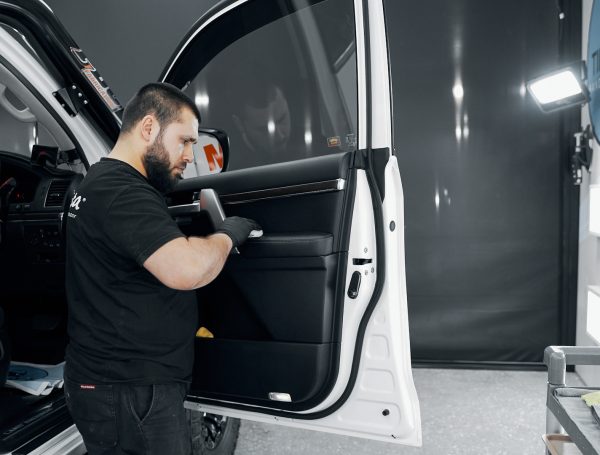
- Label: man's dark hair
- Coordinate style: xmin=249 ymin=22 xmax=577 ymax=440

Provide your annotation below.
xmin=120 ymin=82 xmax=201 ymax=134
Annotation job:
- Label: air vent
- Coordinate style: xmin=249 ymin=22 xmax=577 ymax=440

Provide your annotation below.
xmin=45 ymin=180 xmax=70 ymax=207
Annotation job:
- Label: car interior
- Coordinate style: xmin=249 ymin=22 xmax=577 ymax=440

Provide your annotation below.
xmin=0 ymin=58 xmax=84 ymax=448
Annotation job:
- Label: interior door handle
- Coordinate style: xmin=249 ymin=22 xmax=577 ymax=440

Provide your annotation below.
xmin=200 ymin=189 xmax=263 ymax=240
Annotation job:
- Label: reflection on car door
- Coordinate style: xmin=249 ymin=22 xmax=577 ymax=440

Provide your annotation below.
xmin=161 ymin=0 xmax=421 ymax=446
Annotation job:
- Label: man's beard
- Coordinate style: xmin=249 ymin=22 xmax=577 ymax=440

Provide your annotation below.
xmin=142 ymin=136 xmax=180 ymax=194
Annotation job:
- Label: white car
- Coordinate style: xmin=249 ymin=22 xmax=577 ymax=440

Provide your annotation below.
xmin=0 ymin=0 xmax=421 ymax=453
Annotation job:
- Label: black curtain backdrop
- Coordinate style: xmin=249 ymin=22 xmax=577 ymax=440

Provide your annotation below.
xmin=386 ymin=0 xmax=581 ymax=364
xmin=45 ymin=0 xmax=581 ymax=364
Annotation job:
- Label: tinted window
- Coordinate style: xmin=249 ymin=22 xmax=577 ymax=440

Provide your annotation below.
xmin=177 ymin=0 xmax=357 ymax=173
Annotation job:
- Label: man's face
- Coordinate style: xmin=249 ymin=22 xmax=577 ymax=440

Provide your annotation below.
xmin=142 ymin=108 xmax=198 ymax=194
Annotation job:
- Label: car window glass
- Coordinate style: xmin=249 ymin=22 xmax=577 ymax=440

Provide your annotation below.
xmin=181 ymin=0 xmax=357 ymax=173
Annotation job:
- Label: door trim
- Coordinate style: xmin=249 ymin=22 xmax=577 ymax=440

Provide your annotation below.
xmin=221 ymin=179 xmax=346 ymax=204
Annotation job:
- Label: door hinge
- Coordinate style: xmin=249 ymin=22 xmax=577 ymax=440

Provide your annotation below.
xmin=53 ymin=84 xmax=88 ymax=117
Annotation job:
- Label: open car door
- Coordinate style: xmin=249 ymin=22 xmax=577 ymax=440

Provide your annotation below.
xmin=161 ymin=0 xmax=421 ymax=445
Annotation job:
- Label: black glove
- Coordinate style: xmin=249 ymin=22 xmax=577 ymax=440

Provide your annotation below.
xmin=215 ymin=216 xmax=261 ymax=248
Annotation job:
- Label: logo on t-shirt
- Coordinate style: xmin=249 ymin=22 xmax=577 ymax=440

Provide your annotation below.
xmin=68 ymin=192 xmax=87 ymax=218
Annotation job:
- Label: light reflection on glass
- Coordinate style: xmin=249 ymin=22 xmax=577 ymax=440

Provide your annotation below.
xmin=453 ymin=77 xmax=464 ymax=144
xmin=452 ymin=22 xmax=465 ymax=147
xmin=304 ymin=130 xmax=312 ymax=146
xmin=305 ymin=114 xmax=312 ymax=150
xmin=453 ymin=83 xmax=464 ymax=101
xmin=195 ymin=93 xmax=210 ymax=109
xmin=268 ymin=119 xmax=276 ymax=135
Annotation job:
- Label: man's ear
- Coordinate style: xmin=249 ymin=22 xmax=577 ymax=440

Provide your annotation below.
xmin=140 ymin=114 xmax=160 ymax=143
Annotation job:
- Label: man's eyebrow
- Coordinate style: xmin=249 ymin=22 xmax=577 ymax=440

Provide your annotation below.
xmin=182 ymin=135 xmax=198 ymax=143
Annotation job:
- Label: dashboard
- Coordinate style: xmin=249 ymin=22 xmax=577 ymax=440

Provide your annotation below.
xmin=0 ymin=164 xmax=38 ymax=204
xmin=1 ymin=153 xmax=76 ymax=213
xmin=0 ymin=152 xmax=80 ymax=294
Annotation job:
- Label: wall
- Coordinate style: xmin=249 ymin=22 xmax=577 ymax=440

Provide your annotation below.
xmin=577 ymin=0 xmax=600 ymax=385
xmin=44 ymin=0 xmax=216 ymax=102
xmin=386 ymin=0 xmax=569 ymax=363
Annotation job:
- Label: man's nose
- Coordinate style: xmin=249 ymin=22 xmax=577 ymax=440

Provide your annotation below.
xmin=183 ymin=144 xmax=194 ymax=163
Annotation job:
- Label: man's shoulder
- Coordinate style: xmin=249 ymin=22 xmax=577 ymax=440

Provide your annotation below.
xmin=84 ymin=161 xmax=152 ymax=193
xmin=75 ymin=163 xmax=158 ymax=215
xmin=87 ymin=159 xmax=143 ymax=182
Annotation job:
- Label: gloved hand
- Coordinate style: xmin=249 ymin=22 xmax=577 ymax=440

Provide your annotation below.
xmin=215 ymin=216 xmax=261 ymax=248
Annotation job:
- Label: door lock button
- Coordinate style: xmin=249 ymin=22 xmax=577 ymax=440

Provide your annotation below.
xmin=348 ymin=271 xmax=362 ymax=299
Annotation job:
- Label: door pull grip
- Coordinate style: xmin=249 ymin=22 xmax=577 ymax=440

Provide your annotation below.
xmin=347 ymin=271 xmax=362 ymax=299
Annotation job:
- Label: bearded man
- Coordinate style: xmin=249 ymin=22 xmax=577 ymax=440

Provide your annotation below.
xmin=63 ymin=83 xmax=258 ymax=455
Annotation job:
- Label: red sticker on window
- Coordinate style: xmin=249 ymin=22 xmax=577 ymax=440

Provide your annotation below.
xmin=203 ymin=144 xmax=224 ymax=171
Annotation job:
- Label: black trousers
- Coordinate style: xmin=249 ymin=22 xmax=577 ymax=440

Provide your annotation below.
xmin=64 ymin=377 xmax=191 ymax=455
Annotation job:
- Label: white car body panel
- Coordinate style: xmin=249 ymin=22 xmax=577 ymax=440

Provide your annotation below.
xmin=367 ymin=0 xmax=393 ymax=150
xmin=0 ymin=27 xmax=110 ymax=165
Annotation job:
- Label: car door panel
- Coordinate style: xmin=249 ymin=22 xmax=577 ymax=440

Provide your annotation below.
xmin=168 ymin=150 xmax=356 ymax=412
xmin=192 ymin=340 xmax=335 ymax=410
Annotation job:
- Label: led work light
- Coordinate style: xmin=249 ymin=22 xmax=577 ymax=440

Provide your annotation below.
xmin=526 ymin=63 xmax=589 ymax=113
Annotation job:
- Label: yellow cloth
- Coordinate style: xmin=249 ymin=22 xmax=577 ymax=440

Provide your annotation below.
xmin=196 ymin=327 xmax=214 ymax=338
xmin=582 ymin=391 xmax=600 ymax=407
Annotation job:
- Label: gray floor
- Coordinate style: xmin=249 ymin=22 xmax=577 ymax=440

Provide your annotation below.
xmin=234 ymin=368 xmax=584 ymax=455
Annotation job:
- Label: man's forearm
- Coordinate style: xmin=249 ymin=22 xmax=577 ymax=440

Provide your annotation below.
xmin=186 ymin=233 xmax=233 ymax=289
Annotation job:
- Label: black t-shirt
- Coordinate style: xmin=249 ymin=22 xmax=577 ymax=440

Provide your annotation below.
xmin=65 ymin=158 xmax=197 ymax=384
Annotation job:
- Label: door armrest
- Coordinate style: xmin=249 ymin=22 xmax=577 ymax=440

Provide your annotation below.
xmin=241 ymin=232 xmax=333 ymax=258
